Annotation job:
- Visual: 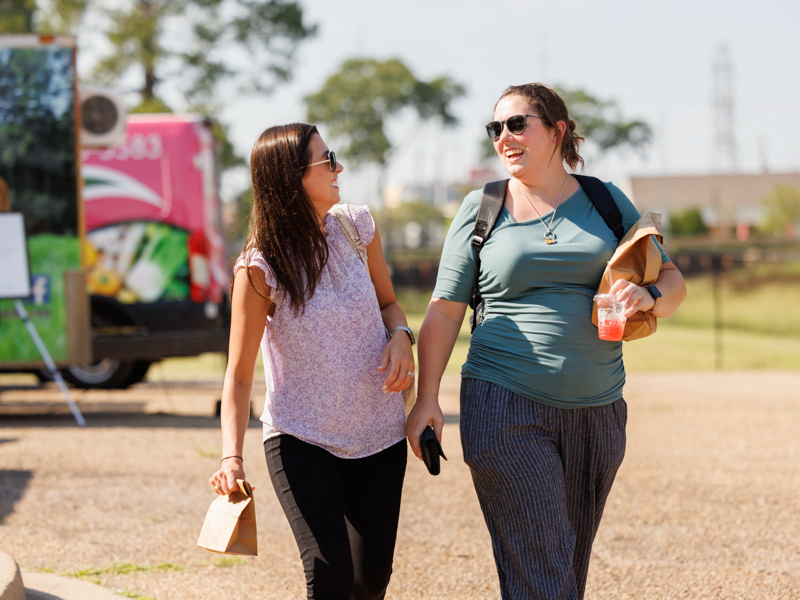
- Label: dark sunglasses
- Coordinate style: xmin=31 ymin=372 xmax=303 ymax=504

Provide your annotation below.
xmin=304 ymin=151 xmax=337 ymax=172
xmin=485 ymin=114 xmax=545 ymax=141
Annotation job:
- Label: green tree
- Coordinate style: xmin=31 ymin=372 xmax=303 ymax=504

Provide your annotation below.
xmin=668 ymin=207 xmax=708 ymax=237
xmin=0 ymin=46 xmax=79 ymax=232
xmin=34 ymin=0 xmax=88 ymax=32
xmin=305 ymin=58 xmax=464 ymax=262
xmin=14 ymin=0 xmax=315 ymax=233
xmin=557 ymin=87 xmax=652 ymax=155
xmin=0 ymin=0 xmax=36 ymax=32
xmin=22 ymin=0 xmax=316 ymax=114
xmin=305 ymin=58 xmax=465 ymax=169
xmin=761 ymin=185 xmax=800 ymax=236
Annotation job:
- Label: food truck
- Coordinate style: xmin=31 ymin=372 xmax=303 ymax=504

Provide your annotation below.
xmin=75 ymin=114 xmax=230 ymax=387
xmin=0 ymin=35 xmax=230 ymax=388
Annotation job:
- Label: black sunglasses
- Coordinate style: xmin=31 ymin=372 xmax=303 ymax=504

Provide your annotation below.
xmin=304 ymin=150 xmax=337 ymax=172
xmin=485 ymin=115 xmax=545 ymax=141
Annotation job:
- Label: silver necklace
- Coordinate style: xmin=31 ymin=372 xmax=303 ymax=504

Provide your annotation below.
xmin=518 ymin=172 xmax=568 ymax=245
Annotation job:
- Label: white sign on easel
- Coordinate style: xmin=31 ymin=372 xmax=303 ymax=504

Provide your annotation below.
xmin=0 ymin=212 xmax=32 ymax=299
xmin=0 ymin=213 xmax=86 ymax=427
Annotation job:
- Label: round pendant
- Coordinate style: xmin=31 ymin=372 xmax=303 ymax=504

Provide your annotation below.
xmin=544 ymin=231 xmax=557 ymax=245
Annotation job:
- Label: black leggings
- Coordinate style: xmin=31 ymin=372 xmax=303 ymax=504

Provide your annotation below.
xmin=264 ymin=435 xmax=407 ymax=600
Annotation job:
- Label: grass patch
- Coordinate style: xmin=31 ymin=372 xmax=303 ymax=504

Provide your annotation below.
xmin=147 ymin=516 xmax=167 ymax=523
xmin=672 ymin=272 xmax=800 ymax=337
xmin=148 ymin=267 xmax=800 ymax=382
xmin=196 ymin=446 xmax=220 ymax=459
xmin=397 ymin=272 xmax=800 ymax=373
xmin=66 ymin=563 xmax=184 ymax=583
xmin=33 ymin=564 xmax=177 ymax=600
xmin=395 ymin=287 xmax=435 ymax=316
xmin=623 ymin=321 xmax=800 ymax=371
xmin=210 ymin=556 xmax=250 ymax=568
xmin=147 ymin=353 xmax=228 ymax=382
xmin=116 ymin=592 xmax=156 ymax=600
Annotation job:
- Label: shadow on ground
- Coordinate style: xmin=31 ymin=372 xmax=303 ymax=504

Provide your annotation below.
xmin=0 ymin=468 xmax=33 ymax=520
xmin=0 ymin=413 xmax=262 ymax=430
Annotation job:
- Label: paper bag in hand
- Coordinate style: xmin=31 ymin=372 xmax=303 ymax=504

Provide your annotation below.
xmin=592 ymin=210 xmax=663 ymax=342
xmin=197 ymin=479 xmax=257 ymax=556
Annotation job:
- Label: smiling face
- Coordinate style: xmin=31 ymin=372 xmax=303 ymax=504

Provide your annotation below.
xmin=493 ymin=94 xmax=561 ymax=180
xmin=302 ymin=133 xmax=343 ymax=220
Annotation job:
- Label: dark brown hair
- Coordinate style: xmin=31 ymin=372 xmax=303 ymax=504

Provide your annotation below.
xmin=496 ymin=83 xmax=585 ymax=171
xmin=241 ymin=123 xmax=328 ymax=314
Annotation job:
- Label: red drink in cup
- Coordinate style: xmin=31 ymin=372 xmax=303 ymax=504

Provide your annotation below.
xmin=598 ymin=318 xmax=625 ymax=341
xmin=593 ymin=294 xmax=627 ymax=342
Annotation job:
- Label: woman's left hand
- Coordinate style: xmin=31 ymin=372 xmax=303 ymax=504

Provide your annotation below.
xmin=209 ymin=457 xmax=248 ymax=496
xmin=378 ymin=332 xmax=415 ymax=394
xmin=609 ymin=280 xmax=655 ymax=318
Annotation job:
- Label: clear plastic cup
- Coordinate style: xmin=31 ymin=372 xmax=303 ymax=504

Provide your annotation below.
xmin=593 ymin=293 xmax=627 ymax=341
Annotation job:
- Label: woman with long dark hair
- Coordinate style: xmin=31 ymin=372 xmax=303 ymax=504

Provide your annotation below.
xmin=209 ymin=123 xmax=415 ymax=600
xmin=407 ymin=84 xmax=686 ymax=599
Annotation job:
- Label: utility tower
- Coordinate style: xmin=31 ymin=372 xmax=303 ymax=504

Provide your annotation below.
xmin=711 ymin=43 xmax=738 ymax=173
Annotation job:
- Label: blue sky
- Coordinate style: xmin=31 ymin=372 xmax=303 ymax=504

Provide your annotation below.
xmin=117 ymin=0 xmax=800 ymax=204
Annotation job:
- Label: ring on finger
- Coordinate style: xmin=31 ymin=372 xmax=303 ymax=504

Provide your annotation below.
xmin=406 ymin=371 xmax=415 ymax=377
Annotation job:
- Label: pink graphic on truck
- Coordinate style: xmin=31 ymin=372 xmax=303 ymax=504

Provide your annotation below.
xmin=81 ymin=114 xmax=227 ymax=305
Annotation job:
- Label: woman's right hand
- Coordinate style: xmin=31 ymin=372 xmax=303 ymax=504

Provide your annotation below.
xmin=209 ymin=457 xmax=247 ymax=495
xmin=406 ymin=395 xmax=444 ymax=461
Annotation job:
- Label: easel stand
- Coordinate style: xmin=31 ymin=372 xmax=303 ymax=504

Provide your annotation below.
xmin=13 ymin=300 xmax=86 ymax=427
xmin=0 ymin=212 xmax=86 ymax=427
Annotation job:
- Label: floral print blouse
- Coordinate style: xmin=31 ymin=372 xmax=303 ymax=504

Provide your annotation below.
xmin=234 ymin=204 xmax=406 ymax=458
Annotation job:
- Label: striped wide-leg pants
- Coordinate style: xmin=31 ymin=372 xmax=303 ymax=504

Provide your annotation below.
xmin=460 ymin=378 xmax=627 ymax=600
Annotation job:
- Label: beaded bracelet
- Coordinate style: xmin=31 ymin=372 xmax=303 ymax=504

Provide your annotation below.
xmin=221 ymin=456 xmax=243 ymax=463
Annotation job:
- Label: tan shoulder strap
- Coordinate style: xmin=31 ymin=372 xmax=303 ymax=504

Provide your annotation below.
xmin=330 ymin=205 xmax=368 ymax=270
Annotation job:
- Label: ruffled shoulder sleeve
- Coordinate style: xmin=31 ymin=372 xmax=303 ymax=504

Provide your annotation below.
xmin=234 ymin=248 xmax=278 ymax=289
xmin=342 ymin=203 xmax=376 ymax=247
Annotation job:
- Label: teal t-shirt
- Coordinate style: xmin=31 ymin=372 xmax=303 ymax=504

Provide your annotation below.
xmin=433 ymin=181 xmax=670 ymax=409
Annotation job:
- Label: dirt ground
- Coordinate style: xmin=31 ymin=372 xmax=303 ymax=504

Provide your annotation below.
xmin=1 ymin=371 xmax=798 ymax=600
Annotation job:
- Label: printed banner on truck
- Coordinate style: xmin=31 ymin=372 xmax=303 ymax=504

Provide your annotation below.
xmin=81 ymin=115 xmax=227 ymax=305
xmin=0 ymin=36 xmax=82 ymax=364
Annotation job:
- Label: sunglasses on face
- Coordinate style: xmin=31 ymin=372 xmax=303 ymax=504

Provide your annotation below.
xmin=305 ymin=150 xmax=337 ymax=172
xmin=485 ymin=114 xmax=545 ymax=141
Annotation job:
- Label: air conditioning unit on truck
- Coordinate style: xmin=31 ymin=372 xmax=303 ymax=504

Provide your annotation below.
xmin=73 ymin=113 xmax=231 ymax=388
xmin=0 ymin=35 xmax=230 ymax=389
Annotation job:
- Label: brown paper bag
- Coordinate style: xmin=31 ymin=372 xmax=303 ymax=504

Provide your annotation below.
xmin=197 ymin=479 xmax=257 ymax=556
xmin=592 ymin=211 xmax=663 ymax=342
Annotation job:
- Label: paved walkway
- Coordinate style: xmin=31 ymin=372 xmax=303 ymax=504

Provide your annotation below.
xmin=1 ymin=371 xmax=799 ymax=599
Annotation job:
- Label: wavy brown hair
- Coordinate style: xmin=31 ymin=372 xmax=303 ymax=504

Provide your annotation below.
xmin=241 ymin=123 xmax=329 ymax=314
xmin=496 ymin=83 xmax=585 ymax=171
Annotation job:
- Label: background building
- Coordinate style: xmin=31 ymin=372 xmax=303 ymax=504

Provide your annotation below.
xmin=629 ymin=172 xmax=800 ymax=238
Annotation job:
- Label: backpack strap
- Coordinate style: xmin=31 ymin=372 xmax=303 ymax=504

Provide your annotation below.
xmin=572 ymin=174 xmax=625 ymax=241
xmin=471 ymin=179 xmax=508 ymax=250
xmin=469 ymin=179 xmax=508 ymax=331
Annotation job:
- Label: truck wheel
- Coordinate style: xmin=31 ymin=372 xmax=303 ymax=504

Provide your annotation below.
xmin=62 ymin=358 xmax=137 ymax=389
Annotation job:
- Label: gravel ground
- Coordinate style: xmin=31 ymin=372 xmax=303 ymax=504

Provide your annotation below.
xmin=1 ymin=371 xmax=799 ymax=600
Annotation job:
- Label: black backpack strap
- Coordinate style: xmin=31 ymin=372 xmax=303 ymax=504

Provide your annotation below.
xmin=468 ymin=179 xmax=508 ymax=331
xmin=573 ymin=174 xmax=625 ymax=241
xmin=471 ymin=179 xmax=508 ymax=250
